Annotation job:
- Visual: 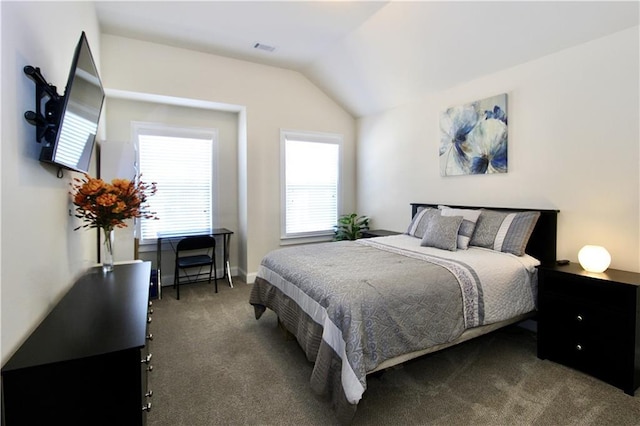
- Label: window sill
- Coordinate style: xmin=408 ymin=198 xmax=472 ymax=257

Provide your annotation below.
xmin=280 ymin=235 xmax=333 ymax=246
xmin=137 ymin=241 xmax=167 ymax=253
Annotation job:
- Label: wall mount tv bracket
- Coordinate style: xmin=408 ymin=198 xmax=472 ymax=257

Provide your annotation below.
xmin=23 ymin=65 xmax=63 ymax=145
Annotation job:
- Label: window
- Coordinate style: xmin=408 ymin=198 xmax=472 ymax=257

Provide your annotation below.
xmin=281 ymin=129 xmax=341 ymax=241
xmin=134 ymin=122 xmax=218 ymax=244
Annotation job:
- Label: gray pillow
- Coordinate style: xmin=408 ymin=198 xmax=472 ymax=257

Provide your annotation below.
xmin=470 ymin=209 xmax=541 ymax=256
xmin=420 ymin=215 xmax=464 ymax=251
xmin=406 ymin=207 xmax=439 ymax=238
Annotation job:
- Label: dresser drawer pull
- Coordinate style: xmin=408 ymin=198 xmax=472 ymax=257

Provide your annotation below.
xmin=142 ymin=402 xmax=152 ymax=412
xmin=146 ymin=333 xmax=154 ymax=341
xmin=141 ymin=353 xmax=153 ymax=364
xmin=147 ymin=365 xmax=154 ymax=372
xmin=576 ymin=344 xmax=583 ymax=351
xmin=148 ymin=308 xmax=154 ymax=315
xmin=145 ymin=390 xmax=153 ymax=398
xmin=576 ymin=315 xmax=583 ymax=322
xmin=147 ymin=316 xmax=152 ymax=324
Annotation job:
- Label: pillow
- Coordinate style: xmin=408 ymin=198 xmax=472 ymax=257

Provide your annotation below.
xmin=470 ymin=209 xmax=541 ymax=256
xmin=420 ymin=214 xmax=463 ymax=251
xmin=406 ymin=207 xmax=439 ymax=238
xmin=439 ymin=206 xmax=481 ymax=250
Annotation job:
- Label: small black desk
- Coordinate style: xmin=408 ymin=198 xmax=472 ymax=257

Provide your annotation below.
xmin=156 ymin=228 xmax=234 ymax=298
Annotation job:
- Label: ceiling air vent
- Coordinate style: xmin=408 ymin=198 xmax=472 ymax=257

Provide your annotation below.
xmin=253 ymin=42 xmax=276 ymax=53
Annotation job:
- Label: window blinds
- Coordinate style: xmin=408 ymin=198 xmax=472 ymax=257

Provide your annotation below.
xmin=138 ymin=134 xmax=214 ymax=243
xmin=283 ymin=134 xmax=340 ymax=238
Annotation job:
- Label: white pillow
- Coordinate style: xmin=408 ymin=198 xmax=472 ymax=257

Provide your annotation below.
xmin=439 ymin=206 xmax=481 ymax=250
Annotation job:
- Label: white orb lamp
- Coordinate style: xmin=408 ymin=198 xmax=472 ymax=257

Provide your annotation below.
xmin=578 ymin=245 xmax=611 ymax=273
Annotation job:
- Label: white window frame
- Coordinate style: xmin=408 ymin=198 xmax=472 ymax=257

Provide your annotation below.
xmin=280 ymin=129 xmax=342 ymax=244
xmin=133 ymin=121 xmax=219 ymax=246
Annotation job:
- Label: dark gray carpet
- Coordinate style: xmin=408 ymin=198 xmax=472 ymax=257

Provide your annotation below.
xmin=147 ymin=280 xmax=640 ymax=425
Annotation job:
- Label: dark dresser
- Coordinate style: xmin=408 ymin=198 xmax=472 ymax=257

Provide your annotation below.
xmin=537 ymin=262 xmax=640 ymax=395
xmin=1 ymin=261 xmax=153 ymax=425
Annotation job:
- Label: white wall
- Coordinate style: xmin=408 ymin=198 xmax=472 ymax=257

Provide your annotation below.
xmin=358 ymin=27 xmax=640 ymax=272
xmin=99 ymin=35 xmax=357 ymax=282
xmin=102 ymin=98 xmax=240 ymax=283
xmin=1 ymin=2 xmax=102 ymax=363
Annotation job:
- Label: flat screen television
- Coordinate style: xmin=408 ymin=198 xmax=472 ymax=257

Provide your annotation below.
xmin=26 ymin=32 xmax=105 ymax=174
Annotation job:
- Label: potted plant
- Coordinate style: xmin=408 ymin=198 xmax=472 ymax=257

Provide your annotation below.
xmin=334 ymin=213 xmax=370 ymax=241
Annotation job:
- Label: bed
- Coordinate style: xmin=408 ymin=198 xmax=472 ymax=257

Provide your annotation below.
xmin=250 ymin=203 xmax=558 ymax=423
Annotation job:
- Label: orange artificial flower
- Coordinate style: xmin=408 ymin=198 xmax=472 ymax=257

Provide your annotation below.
xmin=70 ymin=173 xmax=158 ymax=232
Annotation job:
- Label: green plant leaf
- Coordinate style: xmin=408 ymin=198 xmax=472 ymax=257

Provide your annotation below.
xmin=333 ymin=213 xmax=370 ymax=241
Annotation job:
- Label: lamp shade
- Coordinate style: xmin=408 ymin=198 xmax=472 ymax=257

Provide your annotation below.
xmin=578 ymin=245 xmax=611 ymax=273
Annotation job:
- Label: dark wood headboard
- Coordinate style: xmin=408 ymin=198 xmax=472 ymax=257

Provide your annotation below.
xmin=410 ymin=203 xmax=559 ymax=266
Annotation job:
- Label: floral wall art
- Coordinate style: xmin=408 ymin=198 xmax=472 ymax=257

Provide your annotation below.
xmin=439 ymin=93 xmax=508 ymax=176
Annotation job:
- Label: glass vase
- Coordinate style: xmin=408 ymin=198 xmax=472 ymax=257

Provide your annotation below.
xmin=102 ymin=228 xmax=115 ymax=273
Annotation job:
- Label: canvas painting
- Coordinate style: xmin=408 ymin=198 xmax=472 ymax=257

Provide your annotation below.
xmin=439 ymin=93 xmax=508 ymax=176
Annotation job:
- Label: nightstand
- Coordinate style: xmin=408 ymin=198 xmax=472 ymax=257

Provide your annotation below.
xmin=359 ymin=229 xmax=401 ymax=239
xmin=537 ymin=263 xmax=640 ymax=395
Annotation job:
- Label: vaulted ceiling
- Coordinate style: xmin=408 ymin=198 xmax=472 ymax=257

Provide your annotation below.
xmin=95 ymin=1 xmax=639 ymax=117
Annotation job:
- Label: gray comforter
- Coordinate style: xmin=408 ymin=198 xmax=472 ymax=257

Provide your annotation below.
xmin=250 ymin=239 xmax=473 ymax=423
